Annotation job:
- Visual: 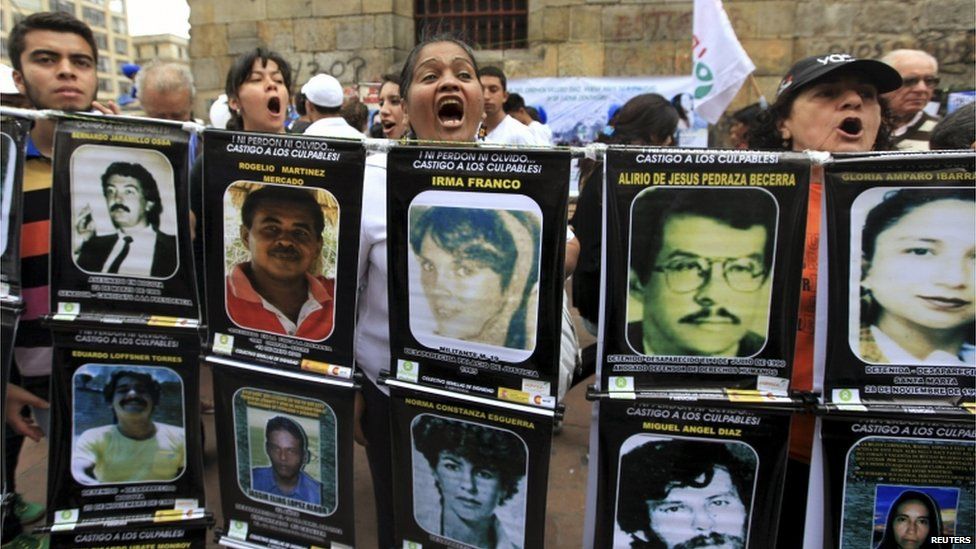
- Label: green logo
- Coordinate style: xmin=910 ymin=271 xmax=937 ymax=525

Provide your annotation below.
xmin=61 ymin=510 xmax=73 ymax=520
xmin=232 ymin=522 xmax=245 ymax=531
xmin=64 ymin=303 xmax=75 ymax=312
xmin=694 ymin=62 xmax=714 ymax=99
xmin=402 ymin=361 xmax=414 ymax=372
xmin=615 ymin=377 xmax=628 ymax=388
xmin=219 ymin=334 xmax=229 ymax=344
xmin=839 ymin=389 xmax=853 ymax=402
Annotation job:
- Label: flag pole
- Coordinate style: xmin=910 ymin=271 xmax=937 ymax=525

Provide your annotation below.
xmin=748 ymin=74 xmax=768 ymax=108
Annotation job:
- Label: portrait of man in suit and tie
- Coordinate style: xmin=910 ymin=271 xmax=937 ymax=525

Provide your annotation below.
xmin=74 ymin=160 xmax=177 ymax=278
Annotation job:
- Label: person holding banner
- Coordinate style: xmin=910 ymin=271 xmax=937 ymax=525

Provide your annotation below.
xmin=72 ymin=370 xmax=185 ymax=485
xmin=748 ymin=53 xmax=902 ymax=152
xmin=858 ymin=188 xmax=975 ymax=365
xmin=412 ymin=415 xmax=526 ymax=549
xmin=356 ymin=35 xmax=487 ymax=548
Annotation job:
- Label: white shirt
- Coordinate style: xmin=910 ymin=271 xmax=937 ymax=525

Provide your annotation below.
xmin=356 ymin=153 xmax=391 ymax=391
xmin=304 ymin=117 xmax=365 ymax=139
xmin=528 ymin=120 xmax=554 ymax=146
xmin=870 ymin=325 xmax=975 ymax=366
xmin=104 ymin=224 xmax=159 ymax=276
xmin=483 ymin=115 xmax=541 ymax=146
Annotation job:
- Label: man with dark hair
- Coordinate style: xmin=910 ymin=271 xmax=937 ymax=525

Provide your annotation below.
xmin=71 ymin=369 xmax=185 ymax=485
xmin=629 ymin=188 xmax=775 ymax=357
xmin=226 ymin=185 xmax=335 ymax=340
xmin=251 ymin=415 xmax=322 ymax=505
xmin=478 ymin=66 xmax=539 ymax=146
xmin=301 ymin=73 xmax=363 ymax=139
xmin=75 ymin=162 xmax=177 ymax=277
xmin=617 ymin=439 xmax=754 ymax=549
xmin=504 ymin=92 xmax=553 ymax=145
xmin=6 ymin=12 xmax=114 ymax=541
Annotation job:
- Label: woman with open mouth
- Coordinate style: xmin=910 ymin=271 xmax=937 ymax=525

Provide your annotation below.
xmin=355 ymin=35 xmax=486 ymax=549
xmin=378 ymin=73 xmax=410 ymax=139
xmin=749 ymin=53 xmax=902 ymax=153
xmin=858 ymin=188 xmax=975 ymax=365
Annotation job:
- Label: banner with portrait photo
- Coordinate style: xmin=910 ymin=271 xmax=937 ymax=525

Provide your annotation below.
xmin=49 ymin=116 xmax=198 ymax=324
xmin=202 ymin=130 xmax=364 ymax=378
xmin=47 ymin=326 xmax=204 ymax=524
xmin=589 ymin=399 xmax=790 ymax=548
xmin=386 ymin=146 xmax=571 ymax=405
xmin=211 ymin=361 xmax=356 ymax=548
xmin=599 ymin=148 xmax=811 ymax=395
xmin=821 ymin=153 xmax=976 ymax=408
xmin=0 ymin=114 xmax=29 ymax=304
xmin=819 ymin=415 xmax=975 ymax=548
xmin=0 ymin=303 xmax=20 ymax=498
xmin=388 ymin=381 xmax=555 ymax=549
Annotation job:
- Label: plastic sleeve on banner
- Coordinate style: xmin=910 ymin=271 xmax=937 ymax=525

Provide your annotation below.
xmin=51 ymin=509 xmax=80 ymax=531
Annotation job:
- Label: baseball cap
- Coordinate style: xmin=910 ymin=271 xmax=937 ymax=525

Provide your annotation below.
xmin=302 ymin=74 xmax=343 ymax=108
xmin=776 ymin=53 xmax=902 ymax=99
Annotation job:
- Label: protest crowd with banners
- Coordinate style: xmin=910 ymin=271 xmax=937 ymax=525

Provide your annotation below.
xmin=0 ymin=2 xmax=973 ymax=549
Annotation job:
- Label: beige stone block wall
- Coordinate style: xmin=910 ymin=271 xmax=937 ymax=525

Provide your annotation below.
xmin=187 ymin=0 xmax=975 ymax=121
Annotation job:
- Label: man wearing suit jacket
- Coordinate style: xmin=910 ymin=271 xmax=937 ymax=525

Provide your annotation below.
xmin=75 ymin=161 xmax=176 ymax=277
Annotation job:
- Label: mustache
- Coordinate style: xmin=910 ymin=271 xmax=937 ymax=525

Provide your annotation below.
xmin=268 ymin=245 xmax=300 ymax=259
xmin=119 ymin=396 xmax=147 ymax=407
xmin=110 ymin=204 xmax=131 ymax=213
xmin=679 ymin=307 xmax=742 ymax=324
xmin=673 ymin=533 xmax=745 ymax=549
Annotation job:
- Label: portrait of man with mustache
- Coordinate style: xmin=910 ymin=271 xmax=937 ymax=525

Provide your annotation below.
xmin=75 ymin=161 xmax=177 ymax=277
xmin=72 ymin=369 xmax=186 ymax=485
xmin=628 ymin=187 xmax=775 ymax=358
xmin=225 ymin=184 xmax=335 ymax=340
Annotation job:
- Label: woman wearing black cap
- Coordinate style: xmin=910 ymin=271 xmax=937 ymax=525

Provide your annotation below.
xmin=749 ymin=53 xmax=903 ymax=152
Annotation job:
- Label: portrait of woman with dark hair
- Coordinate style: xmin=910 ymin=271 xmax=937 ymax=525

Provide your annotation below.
xmin=875 ymin=490 xmax=946 ymax=549
xmin=855 ymin=187 xmax=975 ymax=365
xmin=408 ymin=204 xmax=541 ymax=353
xmin=411 ymin=414 xmax=527 ymax=549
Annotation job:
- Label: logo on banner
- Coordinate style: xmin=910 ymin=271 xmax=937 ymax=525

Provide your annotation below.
xmin=214 ymin=333 xmax=234 ymax=355
xmin=610 ymin=376 xmax=635 ymax=392
xmin=403 ymin=541 xmax=423 ymax=549
xmin=397 ymin=360 xmax=419 ymax=383
xmin=228 ymin=520 xmax=248 ymax=540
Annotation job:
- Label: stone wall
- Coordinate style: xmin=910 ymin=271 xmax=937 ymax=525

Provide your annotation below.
xmin=187 ymin=0 xmax=974 ymax=117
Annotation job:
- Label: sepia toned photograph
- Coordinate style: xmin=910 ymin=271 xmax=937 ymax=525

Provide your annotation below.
xmin=627 ymin=186 xmax=777 ymax=358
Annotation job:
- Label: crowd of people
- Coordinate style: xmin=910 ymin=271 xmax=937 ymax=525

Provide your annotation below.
xmin=1 ymin=8 xmax=973 ymax=549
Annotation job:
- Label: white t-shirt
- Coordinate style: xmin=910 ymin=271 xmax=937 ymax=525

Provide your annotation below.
xmin=356 ymin=153 xmax=391 ymax=391
xmin=304 ymin=117 xmax=365 ymax=139
xmin=528 ymin=120 xmax=553 ymax=146
xmin=483 ymin=115 xmax=541 ymax=146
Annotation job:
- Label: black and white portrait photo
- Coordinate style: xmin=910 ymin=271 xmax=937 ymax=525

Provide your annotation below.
xmin=849 ymin=187 xmax=976 ymax=366
xmin=614 ymin=435 xmax=758 ymax=549
xmin=70 ymin=145 xmax=178 ymax=279
xmin=411 ymin=414 xmax=528 ymax=549
xmin=407 ymin=191 xmax=542 ymax=363
xmin=628 ymin=187 xmax=776 ymax=358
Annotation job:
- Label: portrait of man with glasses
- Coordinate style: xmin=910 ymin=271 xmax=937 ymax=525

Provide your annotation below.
xmin=628 ymin=187 xmax=776 ymax=357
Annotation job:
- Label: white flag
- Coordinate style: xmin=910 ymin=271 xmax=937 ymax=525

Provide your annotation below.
xmin=692 ymin=0 xmax=755 ymax=124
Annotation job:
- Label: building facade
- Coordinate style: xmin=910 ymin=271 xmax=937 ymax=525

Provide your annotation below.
xmin=1 ymin=0 xmax=135 ymax=102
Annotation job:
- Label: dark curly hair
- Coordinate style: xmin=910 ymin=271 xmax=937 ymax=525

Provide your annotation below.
xmin=100 ymin=162 xmax=164 ymax=229
xmin=103 ymin=369 xmax=161 ymax=405
xmin=412 ymin=414 xmax=527 ymax=505
xmin=616 ymin=439 xmax=755 ymax=544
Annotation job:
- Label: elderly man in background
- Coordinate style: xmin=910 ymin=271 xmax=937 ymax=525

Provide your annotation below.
xmin=881 ymin=49 xmax=941 ymax=151
xmin=136 ymin=60 xmax=195 ymax=122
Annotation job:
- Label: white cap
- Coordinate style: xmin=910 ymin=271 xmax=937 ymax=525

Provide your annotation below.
xmin=209 ymin=94 xmax=231 ymax=129
xmin=302 ymin=74 xmax=343 ymax=108
xmin=0 ymin=64 xmax=20 ymax=95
